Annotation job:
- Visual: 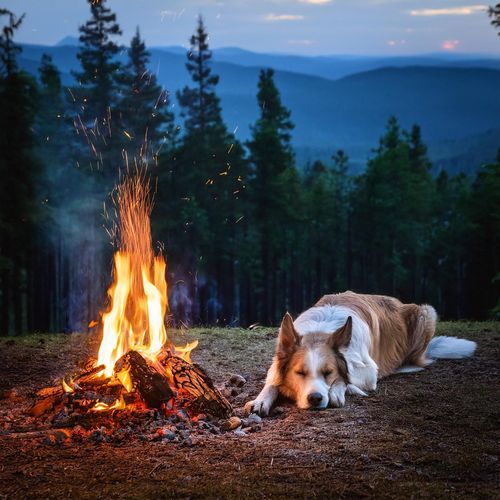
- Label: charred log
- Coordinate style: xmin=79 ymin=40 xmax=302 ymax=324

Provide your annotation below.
xmin=73 ymin=363 xmax=106 ymax=386
xmin=29 ymin=394 xmax=60 ymax=417
xmin=159 ymin=351 xmax=233 ymax=418
xmin=29 ymin=364 xmax=106 ymax=417
xmin=114 ymin=351 xmax=173 ymax=408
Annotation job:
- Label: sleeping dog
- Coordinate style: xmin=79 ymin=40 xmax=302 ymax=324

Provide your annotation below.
xmin=245 ymin=291 xmax=476 ymax=416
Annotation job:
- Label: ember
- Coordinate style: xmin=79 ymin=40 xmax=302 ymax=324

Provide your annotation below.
xmin=28 ymin=172 xmax=232 ymax=439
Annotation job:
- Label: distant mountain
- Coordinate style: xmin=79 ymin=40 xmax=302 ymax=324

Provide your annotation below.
xmin=210 ymin=47 xmax=500 ymax=81
xmin=20 ymin=43 xmax=500 ymax=172
xmin=56 ymin=36 xmax=80 ymax=47
xmin=56 ymin=37 xmax=500 ymax=81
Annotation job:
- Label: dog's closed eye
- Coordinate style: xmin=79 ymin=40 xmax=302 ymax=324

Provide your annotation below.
xmin=323 ymin=370 xmax=333 ymax=377
xmin=295 ymin=370 xmax=306 ymax=377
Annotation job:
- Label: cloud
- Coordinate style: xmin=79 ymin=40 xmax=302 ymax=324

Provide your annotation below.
xmin=299 ymin=0 xmax=333 ymax=4
xmin=264 ymin=13 xmax=305 ymax=21
xmin=410 ymin=5 xmax=487 ymax=16
xmin=442 ymin=39 xmax=460 ymax=50
xmin=386 ymin=39 xmax=407 ymax=46
xmin=364 ymin=0 xmax=415 ymax=4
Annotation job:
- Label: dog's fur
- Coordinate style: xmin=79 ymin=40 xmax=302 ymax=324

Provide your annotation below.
xmin=245 ymin=291 xmax=476 ymax=416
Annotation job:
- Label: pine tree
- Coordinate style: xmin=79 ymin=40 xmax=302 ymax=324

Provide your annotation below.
xmin=406 ymin=124 xmax=431 ymax=173
xmin=302 ymin=151 xmax=352 ymax=305
xmin=247 ymin=68 xmax=295 ymax=323
xmin=377 ymin=115 xmax=401 ymax=153
xmin=71 ymin=0 xmax=123 ymax=178
xmin=0 ymin=9 xmax=23 ymax=75
xmin=158 ymin=16 xmax=248 ymax=325
xmin=33 ymin=54 xmax=79 ymax=332
xmin=332 ymin=149 xmax=349 ymax=172
xmin=404 ymin=124 xmax=434 ymax=298
xmin=466 ymin=157 xmax=500 ymax=317
xmin=427 ymin=171 xmax=472 ymax=317
xmin=176 ymin=16 xmax=224 ymax=138
xmin=174 ymin=15 xmax=245 ymax=199
xmin=351 ymin=117 xmax=433 ymax=299
xmin=37 ymin=54 xmax=66 ymax=151
xmin=120 ymin=27 xmax=177 ymax=157
xmin=0 ymin=9 xmax=39 ymax=335
xmin=250 ymin=69 xmax=294 ymax=160
xmin=303 ymin=161 xmax=337 ymax=300
xmin=331 ymin=150 xmax=353 ymax=289
xmin=39 ymin=53 xmax=60 ymax=92
xmin=488 ymin=3 xmax=500 ymax=34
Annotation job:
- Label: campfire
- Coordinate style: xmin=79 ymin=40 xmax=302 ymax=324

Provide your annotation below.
xmin=28 ymin=172 xmax=232 ymax=442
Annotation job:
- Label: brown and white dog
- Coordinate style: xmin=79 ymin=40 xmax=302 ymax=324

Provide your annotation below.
xmin=245 ymin=291 xmax=476 ymax=416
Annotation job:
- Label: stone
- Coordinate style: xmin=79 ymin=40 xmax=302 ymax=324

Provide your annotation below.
xmin=246 ymin=413 xmax=262 ymax=425
xmin=164 ymin=431 xmax=176 ymax=441
xmin=221 ymin=416 xmax=242 ymax=431
xmin=229 ymin=374 xmax=246 ymax=387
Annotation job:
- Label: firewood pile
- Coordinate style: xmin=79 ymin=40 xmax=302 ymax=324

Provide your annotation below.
xmin=18 ymin=348 xmax=237 ymax=445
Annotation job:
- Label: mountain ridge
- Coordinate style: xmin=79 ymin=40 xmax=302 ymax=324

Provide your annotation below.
xmin=17 ymin=42 xmax=500 ymax=172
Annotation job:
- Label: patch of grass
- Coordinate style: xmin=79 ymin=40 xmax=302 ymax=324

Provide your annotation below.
xmin=436 ymin=321 xmax=499 ymax=338
xmin=2 ymin=321 xmax=498 ymax=364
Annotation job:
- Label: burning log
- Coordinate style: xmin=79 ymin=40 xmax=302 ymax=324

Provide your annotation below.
xmin=28 ymin=363 xmax=106 ymax=417
xmin=114 ymin=351 xmax=173 ymax=408
xmin=159 ymin=351 xmax=233 ymax=418
xmin=72 ymin=363 xmax=106 ymax=386
xmin=29 ymin=394 xmax=60 ymax=418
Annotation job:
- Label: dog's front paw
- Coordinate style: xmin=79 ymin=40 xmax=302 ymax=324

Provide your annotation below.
xmin=329 ymin=381 xmax=347 ymax=408
xmin=245 ymin=385 xmax=279 ymax=416
xmin=244 ymin=395 xmax=274 ymax=417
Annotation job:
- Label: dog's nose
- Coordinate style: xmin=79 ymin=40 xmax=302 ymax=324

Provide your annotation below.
xmin=307 ymin=392 xmax=323 ymax=407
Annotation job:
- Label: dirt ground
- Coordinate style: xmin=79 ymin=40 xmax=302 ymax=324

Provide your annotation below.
xmin=0 ymin=322 xmax=499 ymax=499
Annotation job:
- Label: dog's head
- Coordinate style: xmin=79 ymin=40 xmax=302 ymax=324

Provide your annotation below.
xmin=276 ymin=313 xmax=352 ymax=410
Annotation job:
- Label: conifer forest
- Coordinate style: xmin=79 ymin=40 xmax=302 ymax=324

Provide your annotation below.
xmin=0 ymin=2 xmax=499 ymax=335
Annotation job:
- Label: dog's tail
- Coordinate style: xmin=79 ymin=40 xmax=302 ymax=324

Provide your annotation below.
xmin=427 ymin=336 xmax=477 ymax=359
xmin=396 ymin=305 xmax=475 ymax=374
xmin=409 ymin=304 xmax=476 ymax=360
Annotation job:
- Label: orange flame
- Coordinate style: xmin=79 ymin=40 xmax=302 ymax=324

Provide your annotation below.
xmin=90 ymin=396 xmax=127 ymax=412
xmin=95 ymin=173 xmax=196 ymax=387
xmin=62 ymin=378 xmax=74 ymax=393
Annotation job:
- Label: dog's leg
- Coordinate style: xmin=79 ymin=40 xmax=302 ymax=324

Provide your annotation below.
xmin=346 ymin=384 xmax=367 ymax=396
xmin=245 ymin=361 xmax=280 ymax=416
xmin=401 ymin=304 xmax=437 ymax=367
xmin=347 ymin=358 xmax=378 ymax=392
xmin=329 ymin=380 xmax=347 ymax=407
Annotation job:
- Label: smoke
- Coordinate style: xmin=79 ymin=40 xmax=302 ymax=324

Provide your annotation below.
xmin=167 ymin=268 xmax=227 ymax=326
xmin=169 ymin=279 xmax=193 ymax=327
xmin=46 ymin=171 xmax=112 ymax=333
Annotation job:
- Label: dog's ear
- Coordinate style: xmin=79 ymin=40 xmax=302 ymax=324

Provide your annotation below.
xmin=329 ymin=316 xmax=352 ymax=350
xmin=276 ymin=312 xmax=300 ymax=358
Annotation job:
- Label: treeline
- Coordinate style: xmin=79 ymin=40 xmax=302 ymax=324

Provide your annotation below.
xmin=0 ymin=2 xmax=498 ymax=334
